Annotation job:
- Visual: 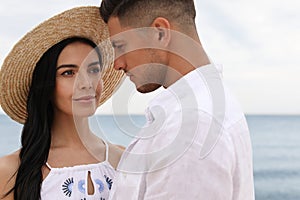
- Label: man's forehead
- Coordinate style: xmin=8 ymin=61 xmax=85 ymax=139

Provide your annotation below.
xmin=107 ymin=17 xmax=124 ymax=35
xmin=107 ymin=17 xmax=141 ymax=38
xmin=108 ymin=27 xmax=138 ymax=44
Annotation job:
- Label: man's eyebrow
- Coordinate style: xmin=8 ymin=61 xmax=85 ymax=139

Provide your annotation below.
xmin=56 ymin=64 xmax=78 ymax=71
xmin=111 ymin=40 xmax=125 ymax=47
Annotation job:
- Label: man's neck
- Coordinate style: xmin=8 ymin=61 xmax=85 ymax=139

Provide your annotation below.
xmin=162 ymin=30 xmax=210 ymax=88
xmin=163 ymin=49 xmax=210 ymax=88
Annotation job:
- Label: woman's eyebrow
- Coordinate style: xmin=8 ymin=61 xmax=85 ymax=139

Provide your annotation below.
xmin=56 ymin=64 xmax=78 ymax=71
xmin=87 ymin=61 xmax=100 ymax=67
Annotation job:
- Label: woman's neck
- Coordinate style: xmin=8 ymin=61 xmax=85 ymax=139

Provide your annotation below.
xmin=50 ymin=112 xmax=90 ymax=148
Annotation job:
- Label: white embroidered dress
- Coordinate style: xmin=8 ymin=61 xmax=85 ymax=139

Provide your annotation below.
xmin=41 ymin=141 xmax=115 ymax=200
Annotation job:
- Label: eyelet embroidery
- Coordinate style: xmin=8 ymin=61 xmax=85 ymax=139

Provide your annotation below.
xmin=61 ymin=174 xmax=112 ymax=198
xmin=62 ymin=177 xmax=74 ymax=197
xmin=104 ymin=175 xmax=113 ymax=190
xmin=95 ymin=179 xmax=105 ymax=193
xmin=78 ymin=180 xmax=86 ymax=194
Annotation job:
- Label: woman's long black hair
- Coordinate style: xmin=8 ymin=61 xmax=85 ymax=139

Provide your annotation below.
xmin=4 ymin=37 xmax=100 ymax=199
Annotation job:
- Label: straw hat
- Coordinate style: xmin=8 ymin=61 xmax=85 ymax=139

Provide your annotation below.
xmin=0 ymin=6 xmax=124 ymax=124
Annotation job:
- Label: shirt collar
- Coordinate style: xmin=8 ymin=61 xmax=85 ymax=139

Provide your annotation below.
xmin=146 ymin=63 xmax=221 ymax=121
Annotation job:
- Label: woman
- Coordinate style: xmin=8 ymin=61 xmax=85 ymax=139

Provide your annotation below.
xmin=0 ymin=7 xmax=124 ymax=200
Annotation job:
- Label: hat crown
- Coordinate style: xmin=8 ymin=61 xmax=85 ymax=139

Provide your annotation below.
xmin=0 ymin=6 xmax=124 ymax=124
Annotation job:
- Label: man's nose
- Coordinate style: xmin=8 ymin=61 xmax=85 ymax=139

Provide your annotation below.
xmin=114 ymin=55 xmax=126 ymax=71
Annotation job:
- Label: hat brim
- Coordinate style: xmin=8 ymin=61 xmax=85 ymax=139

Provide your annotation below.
xmin=0 ymin=6 xmax=124 ymax=124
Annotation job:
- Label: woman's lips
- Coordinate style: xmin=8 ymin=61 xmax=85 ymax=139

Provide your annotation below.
xmin=73 ymin=95 xmax=96 ymax=102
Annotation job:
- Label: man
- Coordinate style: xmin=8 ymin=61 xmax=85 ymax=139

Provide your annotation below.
xmin=100 ymin=0 xmax=255 ymax=199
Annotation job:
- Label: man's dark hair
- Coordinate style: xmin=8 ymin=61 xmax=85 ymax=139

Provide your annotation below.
xmin=100 ymin=0 xmax=196 ymax=28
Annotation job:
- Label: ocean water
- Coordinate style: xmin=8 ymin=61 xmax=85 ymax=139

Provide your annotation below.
xmin=0 ymin=114 xmax=299 ymax=199
xmin=247 ymin=115 xmax=300 ymax=200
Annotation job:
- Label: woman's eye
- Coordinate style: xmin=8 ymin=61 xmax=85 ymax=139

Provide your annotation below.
xmin=88 ymin=66 xmax=101 ymax=74
xmin=61 ymin=70 xmax=75 ymax=76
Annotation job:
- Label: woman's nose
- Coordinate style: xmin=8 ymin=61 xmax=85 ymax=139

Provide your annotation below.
xmin=77 ymin=72 xmax=92 ymax=89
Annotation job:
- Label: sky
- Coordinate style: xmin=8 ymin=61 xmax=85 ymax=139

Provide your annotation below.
xmin=0 ymin=0 xmax=299 ymax=116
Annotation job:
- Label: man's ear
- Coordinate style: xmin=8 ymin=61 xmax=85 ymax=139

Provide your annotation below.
xmin=151 ymin=17 xmax=171 ymax=47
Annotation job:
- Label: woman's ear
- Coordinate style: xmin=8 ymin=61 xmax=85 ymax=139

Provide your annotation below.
xmin=151 ymin=17 xmax=171 ymax=47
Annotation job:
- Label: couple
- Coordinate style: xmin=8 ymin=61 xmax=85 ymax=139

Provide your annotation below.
xmin=0 ymin=1 xmax=255 ymax=200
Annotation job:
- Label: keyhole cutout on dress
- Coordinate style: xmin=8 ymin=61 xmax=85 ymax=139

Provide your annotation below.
xmin=87 ymin=171 xmax=95 ymax=195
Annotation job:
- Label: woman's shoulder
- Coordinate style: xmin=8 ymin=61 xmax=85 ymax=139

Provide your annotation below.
xmin=107 ymin=143 xmax=125 ymax=169
xmin=109 ymin=143 xmax=125 ymax=155
xmin=0 ymin=150 xmax=20 ymax=199
xmin=0 ymin=150 xmax=19 ymax=175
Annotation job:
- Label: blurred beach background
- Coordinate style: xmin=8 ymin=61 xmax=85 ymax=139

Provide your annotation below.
xmin=1 ymin=0 xmax=299 ymax=199
xmin=1 ymin=114 xmax=300 ymax=200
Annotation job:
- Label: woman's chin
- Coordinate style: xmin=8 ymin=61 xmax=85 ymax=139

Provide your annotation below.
xmin=72 ymin=104 xmax=97 ymax=117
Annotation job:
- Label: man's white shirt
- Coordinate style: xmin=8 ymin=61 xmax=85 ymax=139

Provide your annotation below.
xmin=109 ymin=64 xmax=255 ymax=200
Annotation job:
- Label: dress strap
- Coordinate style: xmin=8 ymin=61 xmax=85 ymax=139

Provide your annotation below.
xmin=103 ymin=139 xmax=109 ymax=162
xmin=45 ymin=162 xmax=52 ymax=170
